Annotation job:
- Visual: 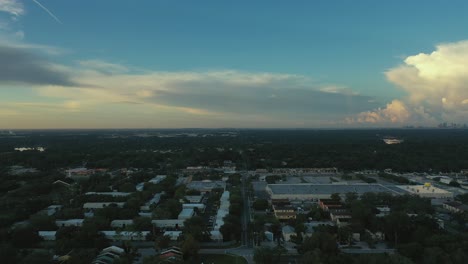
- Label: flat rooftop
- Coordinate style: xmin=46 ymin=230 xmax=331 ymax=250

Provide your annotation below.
xmin=267 ymin=184 xmax=406 ymax=195
xmin=397 ymin=185 xmax=452 ymax=194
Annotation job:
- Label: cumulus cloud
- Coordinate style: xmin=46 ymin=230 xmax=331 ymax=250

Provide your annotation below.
xmin=347 ymin=100 xmax=410 ymax=124
xmin=349 ymin=40 xmax=468 ymax=126
xmin=0 ymin=43 xmax=77 ymax=86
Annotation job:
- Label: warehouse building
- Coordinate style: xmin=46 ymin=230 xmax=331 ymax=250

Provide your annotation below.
xmin=266 ymin=184 xmax=404 ymax=201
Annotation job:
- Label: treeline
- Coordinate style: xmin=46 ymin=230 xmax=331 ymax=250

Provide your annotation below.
xmin=378 ymin=173 xmax=411 ymax=184
xmin=2 ymin=129 xmax=468 ymax=172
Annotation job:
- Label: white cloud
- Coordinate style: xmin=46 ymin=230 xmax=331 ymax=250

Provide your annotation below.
xmin=78 ymin=60 xmax=129 ymax=75
xmin=0 ymin=0 xmax=24 ymax=17
xmin=13 ymin=58 xmax=379 ymax=128
xmin=349 ymin=40 xmax=468 ymax=126
xmin=0 ymin=0 xmax=24 ymax=38
xmin=347 ymin=100 xmax=410 ymax=125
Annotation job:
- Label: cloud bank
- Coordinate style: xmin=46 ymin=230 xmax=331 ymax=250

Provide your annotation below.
xmin=0 ymin=41 xmax=382 ymax=128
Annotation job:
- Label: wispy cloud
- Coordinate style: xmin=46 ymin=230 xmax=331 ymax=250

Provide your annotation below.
xmin=0 ymin=0 xmax=24 ymax=17
xmin=0 ymin=0 xmax=24 ymax=38
xmin=31 ymin=0 xmax=61 ymax=24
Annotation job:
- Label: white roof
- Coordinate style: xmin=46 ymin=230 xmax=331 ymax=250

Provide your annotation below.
xmin=282 ymin=225 xmax=295 ymax=234
xmin=149 ymin=175 xmax=167 ymax=184
xmin=397 ymin=185 xmax=452 ymax=194
xmin=111 ymin=219 xmax=133 ymax=226
xmin=83 ymin=202 xmax=125 ymax=209
xmin=38 ymin=231 xmax=56 ymax=236
xmin=136 ymin=182 xmax=145 ymax=191
xmin=178 ymin=208 xmax=195 ymax=219
xmin=151 ymin=219 xmax=185 ymax=226
xmin=102 ymin=246 xmax=125 ymax=255
xmin=182 ymin=203 xmax=205 ymax=209
xmin=85 ymin=192 xmax=131 ymax=197
xmin=164 ymin=231 xmax=182 ymax=239
xmin=185 ymin=195 xmax=203 ymax=202
xmin=210 ymin=230 xmax=223 ymax=240
xmin=56 ymin=219 xmax=84 ymax=225
xmin=100 ymin=231 xmax=150 ymax=240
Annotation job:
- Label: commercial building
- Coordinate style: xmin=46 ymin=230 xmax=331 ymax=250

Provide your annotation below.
xmin=271 ymin=200 xmax=296 ymax=220
xmin=187 ymin=180 xmax=226 ymax=192
xmin=271 ymin=168 xmax=338 ymax=175
xmin=329 ymin=209 xmax=352 ymax=227
xmin=266 ymin=184 xmax=403 ymax=201
xmin=318 ymin=199 xmax=343 ymax=211
xmin=396 ymin=184 xmax=453 ymax=199
xmin=443 ymin=201 xmax=468 ymax=213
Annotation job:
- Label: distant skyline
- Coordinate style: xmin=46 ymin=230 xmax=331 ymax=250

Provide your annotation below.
xmin=1 ymin=0 xmax=468 ymax=129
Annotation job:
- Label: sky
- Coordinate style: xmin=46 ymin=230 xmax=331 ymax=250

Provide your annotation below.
xmin=1 ymin=0 xmax=468 ymax=129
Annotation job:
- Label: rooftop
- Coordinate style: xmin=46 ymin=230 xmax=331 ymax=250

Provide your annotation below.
xmin=267 ymin=184 xmax=403 ymax=195
xmin=397 ymin=185 xmax=452 ymax=194
xmin=187 ymin=180 xmax=226 ymax=191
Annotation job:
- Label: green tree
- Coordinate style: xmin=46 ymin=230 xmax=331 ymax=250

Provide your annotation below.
xmin=0 ymin=243 xmax=18 ymax=264
xmin=254 ymin=246 xmax=275 ymax=264
xmin=30 ymin=215 xmax=57 ymax=231
xmin=331 ymin=193 xmax=341 ymax=201
xmin=157 ymin=235 xmax=171 ymax=249
xmin=300 ymin=231 xmax=338 ymax=257
xmin=133 ymin=217 xmax=152 ymax=231
xmin=11 ymin=226 xmax=42 ymax=248
xmin=181 ymin=234 xmax=199 ymax=261
xmin=345 ymin=192 xmax=359 ymax=204
xmin=183 ymin=216 xmax=208 ymax=242
xmin=253 ymin=199 xmax=269 ymax=211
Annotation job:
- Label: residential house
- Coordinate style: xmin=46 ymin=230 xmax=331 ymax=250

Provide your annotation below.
xmin=111 ymin=220 xmax=134 ymax=229
xmin=56 ymin=219 xmax=84 ymax=227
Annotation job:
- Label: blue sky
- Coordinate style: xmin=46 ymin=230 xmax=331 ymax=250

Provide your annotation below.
xmin=1 ymin=0 xmax=468 ymax=128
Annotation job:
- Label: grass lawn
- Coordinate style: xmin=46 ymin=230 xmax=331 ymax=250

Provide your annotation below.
xmin=199 ymin=254 xmax=247 ymax=264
